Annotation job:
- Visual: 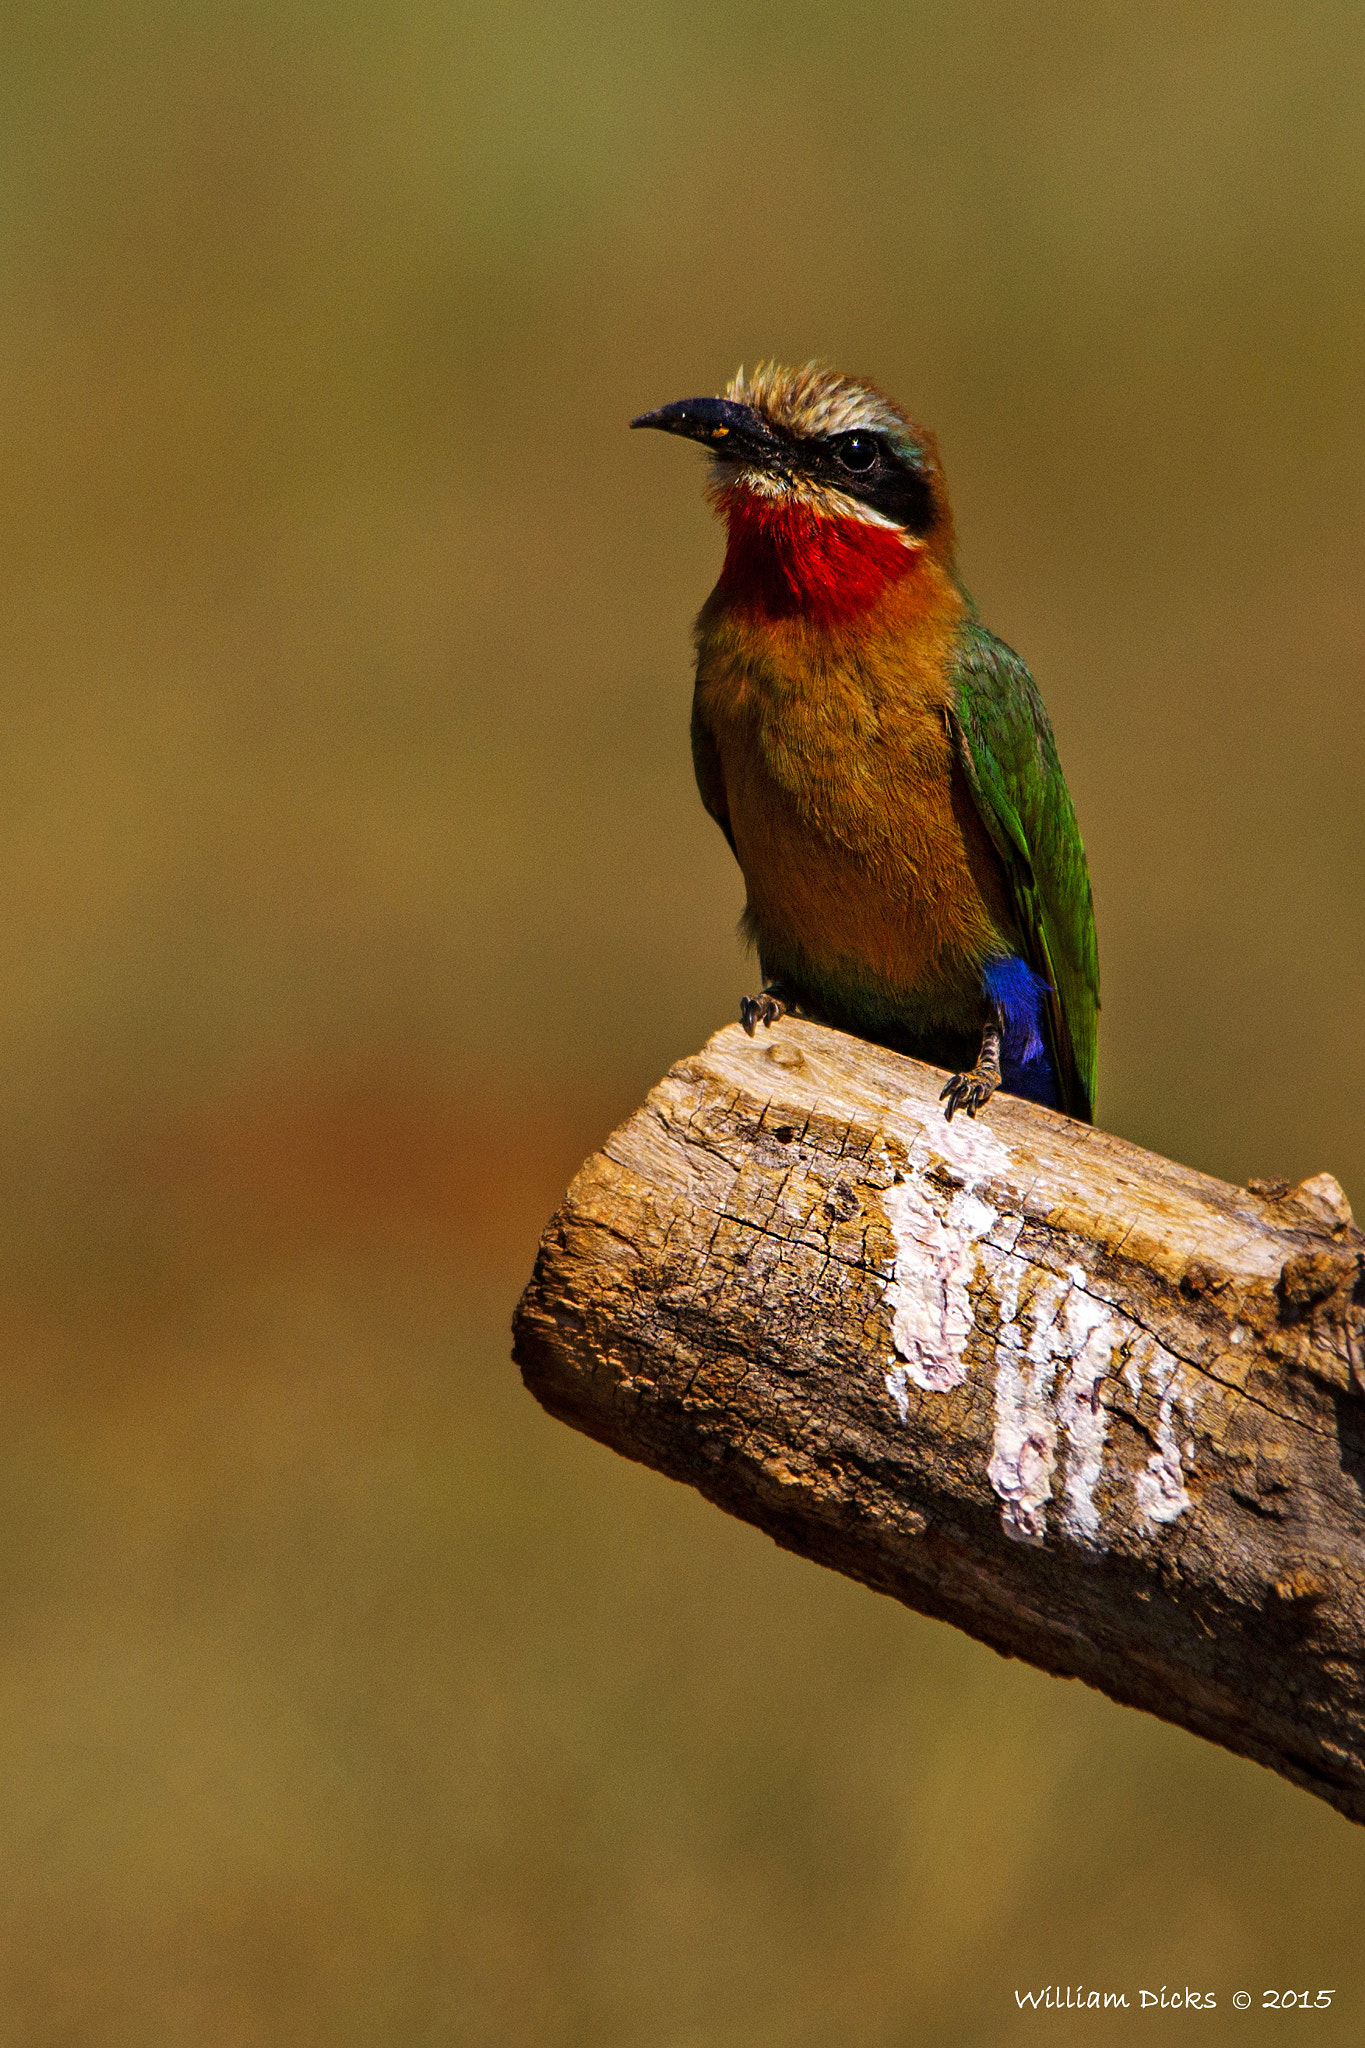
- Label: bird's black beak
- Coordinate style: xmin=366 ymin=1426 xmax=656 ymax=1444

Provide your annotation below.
xmin=630 ymin=396 xmax=787 ymax=471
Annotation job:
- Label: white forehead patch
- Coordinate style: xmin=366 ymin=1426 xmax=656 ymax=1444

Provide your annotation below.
xmin=727 ymin=360 xmax=911 ymax=446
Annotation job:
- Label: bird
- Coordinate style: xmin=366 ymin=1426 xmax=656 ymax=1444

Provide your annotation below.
xmin=631 ymin=361 xmax=1099 ymax=1122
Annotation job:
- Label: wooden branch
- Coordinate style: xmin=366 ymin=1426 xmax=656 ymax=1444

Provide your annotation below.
xmin=512 ymin=1020 xmax=1365 ymax=1825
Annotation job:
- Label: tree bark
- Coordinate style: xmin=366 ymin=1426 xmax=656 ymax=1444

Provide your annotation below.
xmin=512 ymin=1019 xmax=1365 ymax=1826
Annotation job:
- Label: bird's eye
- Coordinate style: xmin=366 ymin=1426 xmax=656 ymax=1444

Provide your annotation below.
xmin=831 ymin=432 xmax=879 ymax=472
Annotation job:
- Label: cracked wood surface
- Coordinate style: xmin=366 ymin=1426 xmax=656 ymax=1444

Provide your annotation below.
xmin=512 ymin=1019 xmax=1365 ymax=1825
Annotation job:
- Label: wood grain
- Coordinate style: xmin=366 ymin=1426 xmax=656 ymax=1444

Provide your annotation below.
xmin=513 ymin=1020 xmax=1365 ymax=1824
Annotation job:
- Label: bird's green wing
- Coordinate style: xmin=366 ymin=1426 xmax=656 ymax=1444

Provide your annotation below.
xmin=948 ymin=614 xmax=1100 ymax=1120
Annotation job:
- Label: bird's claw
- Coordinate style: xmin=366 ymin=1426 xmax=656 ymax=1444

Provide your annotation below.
xmin=940 ymin=1015 xmax=1003 ymax=1121
xmin=940 ymin=1067 xmax=1000 ymax=1122
xmin=740 ymin=986 xmax=788 ymax=1036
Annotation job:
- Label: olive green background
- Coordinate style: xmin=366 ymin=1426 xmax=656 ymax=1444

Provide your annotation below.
xmin=0 ymin=1 xmax=1362 ymax=2040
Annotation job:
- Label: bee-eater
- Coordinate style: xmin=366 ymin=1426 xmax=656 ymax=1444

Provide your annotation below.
xmin=632 ymin=362 xmax=1099 ymax=1121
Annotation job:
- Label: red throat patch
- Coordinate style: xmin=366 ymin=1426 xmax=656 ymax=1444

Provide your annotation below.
xmin=716 ymin=487 xmax=917 ymax=623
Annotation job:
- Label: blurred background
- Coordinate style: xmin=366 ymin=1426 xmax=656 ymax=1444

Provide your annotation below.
xmin=0 ymin=0 xmax=1361 ymax=2039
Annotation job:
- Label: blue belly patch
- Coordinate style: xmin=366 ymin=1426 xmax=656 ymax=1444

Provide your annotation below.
xmin=982 ymin=954 xmax=1057 ymax=1108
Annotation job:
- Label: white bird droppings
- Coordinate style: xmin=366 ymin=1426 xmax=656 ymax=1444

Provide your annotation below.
xmin=986 ymin=1262 xmax=1063 ymax=1545
xmin=884 ymin=1176 xmax=998 ymax=1393
xmin=1056 ymin=1270 xmax=1120 ymax=1543
xmin=879 ymin=1112 xmax=1194 ymax=1547
xmin=1132 ymin=1339 xmax=1193 ymax=1527
xmin=884 ymin=1364 xmax=912 ymax=1425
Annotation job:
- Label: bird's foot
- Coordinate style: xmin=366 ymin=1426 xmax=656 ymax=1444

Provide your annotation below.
xmin=940 ymin=1018 xmax=1003 ymax=1122
xmin=940 ymin=1067 xmax=999 ymax=1120
xmin=740 ymin=982 xmax=789 ymax=1036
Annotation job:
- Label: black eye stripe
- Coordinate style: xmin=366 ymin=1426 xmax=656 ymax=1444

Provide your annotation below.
xmin=800 ymin=428 xmax=936 ymax=536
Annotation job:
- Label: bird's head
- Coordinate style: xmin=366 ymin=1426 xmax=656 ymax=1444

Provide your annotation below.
xmin=632 ymin=363 xmax=955 ymax=621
